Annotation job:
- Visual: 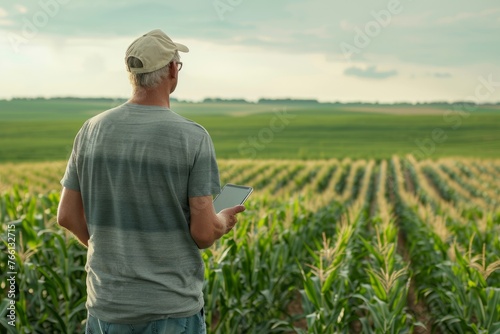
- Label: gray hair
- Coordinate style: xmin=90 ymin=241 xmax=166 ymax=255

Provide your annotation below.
xmin=127 ymin=51 xmax=180 ymax=88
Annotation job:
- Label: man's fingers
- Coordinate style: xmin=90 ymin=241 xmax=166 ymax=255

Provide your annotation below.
xmin=232 ymin=204 xmax=246 ymax=214
xmin=220 ymin=204 xmax=246 ymax=215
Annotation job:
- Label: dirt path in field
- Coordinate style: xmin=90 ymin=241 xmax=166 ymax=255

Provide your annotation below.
xmin=397 ymin=229 xmax=434 ymax=333
xmin=369 ymin=170 xmax=379 ymax=218
xmin=286 ymin=291 xmax=307 ymax=331
xmin=403 ymin=165 xmax=416 ymax=195
xmin=387 ymin=169 xmax=434 ymax=333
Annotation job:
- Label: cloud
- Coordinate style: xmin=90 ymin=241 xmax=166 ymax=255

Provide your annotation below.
xmin=82 ymin=54 xmax=107 ymax=74
xmin=0 ymin=0 xmax=499 ymax=69
xmin=431 ymin=72 xmax=452 ymax=78
xmin=437 ymin=8 xmax=500 ymax=25
xmin=339 ymin=19 xmax=353 ymax=31
xmin=14 ymin=5 xmax=28 ymax=14
xmin=344 ymin=65 xmax=398 ymax=79
xmin=0 ymin=19 xmax=13 ymax=27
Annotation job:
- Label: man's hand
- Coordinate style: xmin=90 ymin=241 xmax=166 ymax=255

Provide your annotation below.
xmin=217 ymin=205 xmax=246 ymax=234
xmin=189 ymin=195 xmax=246 ymax=249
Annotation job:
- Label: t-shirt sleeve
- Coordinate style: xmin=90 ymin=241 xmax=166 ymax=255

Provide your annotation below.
xmin=60 ymin=130 xmax=82 ymax=191
xmin=61 ymin=150 xmax=80 ymax=191
xmin=188 ymin=132 xmax=220 ymax=197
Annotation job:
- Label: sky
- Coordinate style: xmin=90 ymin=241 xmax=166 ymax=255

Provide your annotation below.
xmin=0 ymin=0 xmax=499 ymax=103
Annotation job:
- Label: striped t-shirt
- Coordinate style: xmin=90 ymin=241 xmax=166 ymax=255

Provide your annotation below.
xmin=61 ymin=102 xmax=220 ymax=323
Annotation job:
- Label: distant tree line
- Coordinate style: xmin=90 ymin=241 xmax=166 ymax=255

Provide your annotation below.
xmin=3 ymin=96 xmax=500 ymax=106
xmin=202 ymin=98 xmax=249 ymax=103
xmin=8 ymin=97 xmax=129 ymax=103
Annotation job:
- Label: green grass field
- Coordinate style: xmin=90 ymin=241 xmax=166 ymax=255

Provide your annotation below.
xmin=1 ymin=99 xmax=499 ymax=162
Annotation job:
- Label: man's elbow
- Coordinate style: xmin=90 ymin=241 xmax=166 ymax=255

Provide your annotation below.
xmin=191 ymin=230 xmax=216 ymax=249
xmin=190 ymin=221 xmax=224 ymax=249
xmin=195 ymin=240 xmax=215 ymax=249
xmin=189 ymin=212 xmax=225 ymax=249
xmin=57 ymin=210 xmax=71 ymax=229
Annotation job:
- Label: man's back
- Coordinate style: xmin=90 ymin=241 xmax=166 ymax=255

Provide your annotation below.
xmin=58 ymin=29 xmax=245 ymax=332
xmin=61 ymin=102 xmax=220 ymax=323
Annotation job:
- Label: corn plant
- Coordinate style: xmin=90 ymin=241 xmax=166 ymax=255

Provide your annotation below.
xmin=355 ymin=219 xmax=420 ymax=333
xmin=441 ymin=239 xmax=500 ymax=332
xmin=1 ymin=189 xmax=87 ymax=333
xmin=299 ymin=215 xmax=356 ymax=334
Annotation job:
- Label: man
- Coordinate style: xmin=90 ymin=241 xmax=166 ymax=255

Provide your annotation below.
xmin=57 ymin=29 xmax=245 ymax=334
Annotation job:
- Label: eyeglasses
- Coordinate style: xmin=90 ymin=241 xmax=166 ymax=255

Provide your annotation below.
xmin=176 ymin=62 xmax=183 ymax=71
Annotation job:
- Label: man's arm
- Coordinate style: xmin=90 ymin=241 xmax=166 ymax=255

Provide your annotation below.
xmin=189 ymin=195 xmax=245 ymax=249
xmin=57 ymin=187 xmax=89 ymax=247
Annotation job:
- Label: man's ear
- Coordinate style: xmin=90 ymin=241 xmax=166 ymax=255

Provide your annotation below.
xmin=169 ymin=63 xmax=177 ymax=79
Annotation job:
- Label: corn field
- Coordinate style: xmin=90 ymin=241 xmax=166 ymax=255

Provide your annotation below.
xmin=1 ymin=156 xmax=500 ymax=333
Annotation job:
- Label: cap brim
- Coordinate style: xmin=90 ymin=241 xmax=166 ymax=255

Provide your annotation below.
xmin=175 ymin=42 xmax=189 ymax=53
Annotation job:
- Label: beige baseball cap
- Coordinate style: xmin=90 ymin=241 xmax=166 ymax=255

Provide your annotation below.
xmin=125 ymin=29 xmax=189 ymax=74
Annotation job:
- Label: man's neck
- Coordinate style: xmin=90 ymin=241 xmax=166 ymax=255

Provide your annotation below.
xmin=129 ymin=87 xmax=171 ymax=108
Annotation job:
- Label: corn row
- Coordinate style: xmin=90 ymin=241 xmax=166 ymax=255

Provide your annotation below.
xmin=441 ymin=160 xmax=498 ymax=199
xmin=464 ymin=161 xmax=500 ymax=194
xmin=306 ymin=159 xmax=350 ymax=209
xmin=338 ymin=159 xmax=367 ymax=203
xmin=423 ymin=161 xmax=490 ymax=209
xmin=274 ymin=161 xmax=321 ymax=199
xmin=406 ymin=156 xmax=467 ymax=225
xmin=351 ymin=159 xmax=375 ymax=209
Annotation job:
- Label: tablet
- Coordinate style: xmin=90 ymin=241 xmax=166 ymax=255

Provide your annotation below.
xmin=213 ymin=183 xmax=253 ymax=212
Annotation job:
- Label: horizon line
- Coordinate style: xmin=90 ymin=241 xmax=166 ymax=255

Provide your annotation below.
xmin=2 ymin=96 xmax=500 ymax=106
